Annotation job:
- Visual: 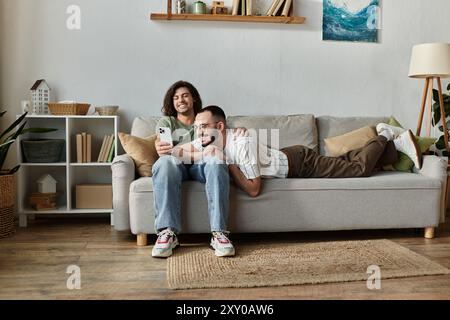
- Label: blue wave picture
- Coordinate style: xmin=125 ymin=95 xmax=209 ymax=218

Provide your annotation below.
xmin=323 ymin=0 xmax=379 ymax=42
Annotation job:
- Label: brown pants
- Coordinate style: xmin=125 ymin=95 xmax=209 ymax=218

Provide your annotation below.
xmin=281 ymin=136 xmax=390 ymax=178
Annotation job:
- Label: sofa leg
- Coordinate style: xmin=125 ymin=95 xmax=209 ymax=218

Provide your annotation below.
xmin=424 ymin=227 xmax=435 ymax=239
xmin=137 ymin=234 xmax=148 ymax=246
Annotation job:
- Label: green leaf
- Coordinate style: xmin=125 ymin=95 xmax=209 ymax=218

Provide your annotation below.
xmin=0 ymin=112 xmax=27 ymax=142
xmin=0 ymin=121 xmax=26 ymax=171
xmin=433 ymin=102 xmax=441 ymax=125
xmin=432 ymin=100 xmax=450 ymax=126
xmin=444 ymin=95 xmax=450 ymax=104
xmin=22 ymin=127 xmax=58 ymax=134
xmin=432 ymin=89 xmax=440 ymax=103
xmin=435 ymin=135 xmax=446 ymax=150
xmin=438 ymin=120 xmax=450 ymax=132
xmin=0 ymin=111 xmax=6 ymax=117
xmin=7 ymin=165 xmax=20 ymax=175
xmin=0 ymin=139 xmax=15 ymax=149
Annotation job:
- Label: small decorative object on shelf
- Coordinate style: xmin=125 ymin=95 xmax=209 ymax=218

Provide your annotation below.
xmin=211 ymin=1 xmax=227 ymax=14
xmin=94 ymin=105 xmax=119 ymax=116
xmin=193 ymin=1 xmax=207 ymax=14
xmin=37 ymin=174 xmax=57 ymax=193
xmin=21 ymin=100 xmax=31 ymax=113
xmin=30 ymin=175 xmax=60 ymax=210
xmin=48 ymin=101 xmax=90 ymax=115
xmin=176 ymin=0 xmax=186 ymax=14
xmin=29 ymin=192 xmax=61 ymax=211
xmin=30 ymin=79 xmax=51 ymax=115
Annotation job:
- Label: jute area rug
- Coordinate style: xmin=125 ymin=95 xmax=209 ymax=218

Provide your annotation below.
xmin=167 ymin=239 xmax=450 ymax=290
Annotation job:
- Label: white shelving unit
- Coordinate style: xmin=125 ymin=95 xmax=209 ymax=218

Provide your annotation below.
xmin=16 ymin=115 xmax=119 ymax=227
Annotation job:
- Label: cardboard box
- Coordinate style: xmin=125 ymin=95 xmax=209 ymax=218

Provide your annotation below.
xmin=76 ymin=184 xmax=112 ymax=209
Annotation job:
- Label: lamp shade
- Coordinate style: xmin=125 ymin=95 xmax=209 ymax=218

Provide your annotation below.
xmin=408 ymin=43 xmax=450 ymax=78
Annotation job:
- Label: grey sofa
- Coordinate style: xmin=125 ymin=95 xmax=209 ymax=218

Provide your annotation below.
xmin=112 ymin=115 xmax=447 ymax=246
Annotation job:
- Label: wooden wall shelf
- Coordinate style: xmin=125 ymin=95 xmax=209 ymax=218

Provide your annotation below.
xmin=150 ymin=13 xmax=306 ymax=24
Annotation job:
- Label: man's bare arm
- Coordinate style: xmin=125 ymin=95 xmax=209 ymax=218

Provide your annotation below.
xmin=172 ymin=143 xmax=205 ymax=163
xmin=228 ymin=164 xmax=261 ymax=198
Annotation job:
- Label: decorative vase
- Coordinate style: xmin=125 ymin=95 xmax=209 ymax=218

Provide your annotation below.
xmin=176 ymin=0 xmax=186 ymax=14
xmin=193 ymin=1 xmax=206 ymax=14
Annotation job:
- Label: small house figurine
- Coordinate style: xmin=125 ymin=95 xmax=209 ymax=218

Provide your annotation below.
xmin=30 ymin=79 xmax=51 ymax=114
xmin=211 ymin=1 xmax=227 ymax=14
xmin=37 ymin=174 xmax=57 ymax=193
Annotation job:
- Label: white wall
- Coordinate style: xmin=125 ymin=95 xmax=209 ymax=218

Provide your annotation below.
xmin=1 ymin=0 xmax=450 ymax=137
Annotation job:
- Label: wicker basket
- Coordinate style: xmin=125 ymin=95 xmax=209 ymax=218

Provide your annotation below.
xmin=95 ymin=106 xmax=119 ymax=116
xmin=48 ymin=103 xmax=90 ymax=115
xmin=0 ymin=174 xmax=15 ymax=238
xmin=21 ymin=139 xmax=65 ymax=163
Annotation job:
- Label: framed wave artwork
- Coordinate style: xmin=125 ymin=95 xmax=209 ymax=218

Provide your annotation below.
xmin=323 ymin=0 xmax=381 ymax=42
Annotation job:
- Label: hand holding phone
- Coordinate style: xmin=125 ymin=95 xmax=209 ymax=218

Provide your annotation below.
xmin=158 ymin=127 xmax=173 ymax=145
xmin=156 ymin=127 xmax=173 ymax=156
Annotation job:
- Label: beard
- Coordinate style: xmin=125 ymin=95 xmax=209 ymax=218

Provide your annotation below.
xmin=201 ymin=135 xmax=216 ymax=148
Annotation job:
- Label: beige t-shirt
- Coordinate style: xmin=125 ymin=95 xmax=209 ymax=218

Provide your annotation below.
xmin=156 ymin=116 xmax=194 ymax=146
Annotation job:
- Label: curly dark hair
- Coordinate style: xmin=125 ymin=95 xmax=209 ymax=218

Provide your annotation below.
xmin=161 ymin=81 xmax=203 ymax=117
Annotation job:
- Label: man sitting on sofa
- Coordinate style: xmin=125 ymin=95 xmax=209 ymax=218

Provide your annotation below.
xmin=182 ymin=105 xmax=422 ymax=198
xmin=152 ymin=81 xmax=244 ymax=259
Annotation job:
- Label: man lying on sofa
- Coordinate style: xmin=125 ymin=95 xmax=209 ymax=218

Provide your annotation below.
xmin=178 ymin=105 xmax=422 ymax=198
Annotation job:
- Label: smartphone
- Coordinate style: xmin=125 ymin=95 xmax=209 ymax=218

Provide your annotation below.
xmin=158 ymin=127 xmax=173 ymax=144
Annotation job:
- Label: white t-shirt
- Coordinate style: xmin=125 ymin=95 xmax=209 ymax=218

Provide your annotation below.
xmin=192 ymin=130 xmax=289 ymax=179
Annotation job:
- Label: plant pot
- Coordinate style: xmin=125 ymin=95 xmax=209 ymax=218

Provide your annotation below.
xmin=0 ymin=174 xmax=15 ymax=238
xmin=21 ymin=139 xmax=65 ymax=163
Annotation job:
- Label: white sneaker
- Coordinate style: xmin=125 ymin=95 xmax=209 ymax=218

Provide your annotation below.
xmin=394 ymin=130 xmax=422 ymax=169
xmin=210 ymin=231 xmax=235 ymax=257
xmin=376 ymin=123 xmax=406 ymax=139
xmin=152 ymin=228 xmax=179 ymax=258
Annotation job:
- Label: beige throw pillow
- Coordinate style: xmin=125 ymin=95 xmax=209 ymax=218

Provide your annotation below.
xmin=324 ymin=126 xmax=377 ymax=157
xmin=118 ymin=132 xmax=159 ymax=177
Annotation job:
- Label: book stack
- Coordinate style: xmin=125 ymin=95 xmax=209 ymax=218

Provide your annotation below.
xmin=29 ymin=192 xmax=61 ymax=211
xmin=76 ymin=132 xmax=92 ymax=163
xmin=97 ymin=134 xmax=115 ymax=163
xmin=266 ymin=0 xmax=293 ymax=16
xmin=231 ymin=0 xmax=253 ymax=16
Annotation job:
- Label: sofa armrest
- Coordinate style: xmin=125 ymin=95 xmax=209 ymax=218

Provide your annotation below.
xmin=414 ymin=155 xmax=448 ymax=223
xmin=111 ymin=154 xmax=136 ymax=231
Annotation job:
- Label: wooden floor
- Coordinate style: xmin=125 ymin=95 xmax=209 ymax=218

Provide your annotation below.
xmin=1 ymin=216 xmax=450 ymax=300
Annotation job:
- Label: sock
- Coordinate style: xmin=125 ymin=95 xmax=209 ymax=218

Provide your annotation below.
xmin=393 ymin=138 xmax=402 ymax=150
xmin=379 ymin=130 xmax=394 ymax=141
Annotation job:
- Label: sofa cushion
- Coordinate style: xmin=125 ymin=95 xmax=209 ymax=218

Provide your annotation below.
xmin=387 ymin=117 xmax=437 ymax=172
xmin=118 ymin=132 xmax=159 ymax=177
xmin=317 ymin=116 xmax=389 ymax=156
xmin=324 ymin=125 xmax=377 ymax=157
xmin=131 ymin=116 xmax=161 ymax=138
xmin=227 ymin=114 xmax=318 ymax=150
xmin=130 ymin=171 xmax=440 ymax=193
xmin=132 ymin=114 xmax=319 ymax=150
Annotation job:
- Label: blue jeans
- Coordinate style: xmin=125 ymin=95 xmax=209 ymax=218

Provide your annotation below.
xmin=151 ymin=155 xmax=230 ymax=234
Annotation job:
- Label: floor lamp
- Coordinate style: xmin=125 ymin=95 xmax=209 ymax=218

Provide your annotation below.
xmin=409 ymin=43 xmax=450 ymax=151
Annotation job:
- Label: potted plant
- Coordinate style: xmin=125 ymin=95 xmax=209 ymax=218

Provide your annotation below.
xmin=431 ymin=84 xmax=450 ymax=157
xmin=0 ymin=111 xmax=56 ymax=237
